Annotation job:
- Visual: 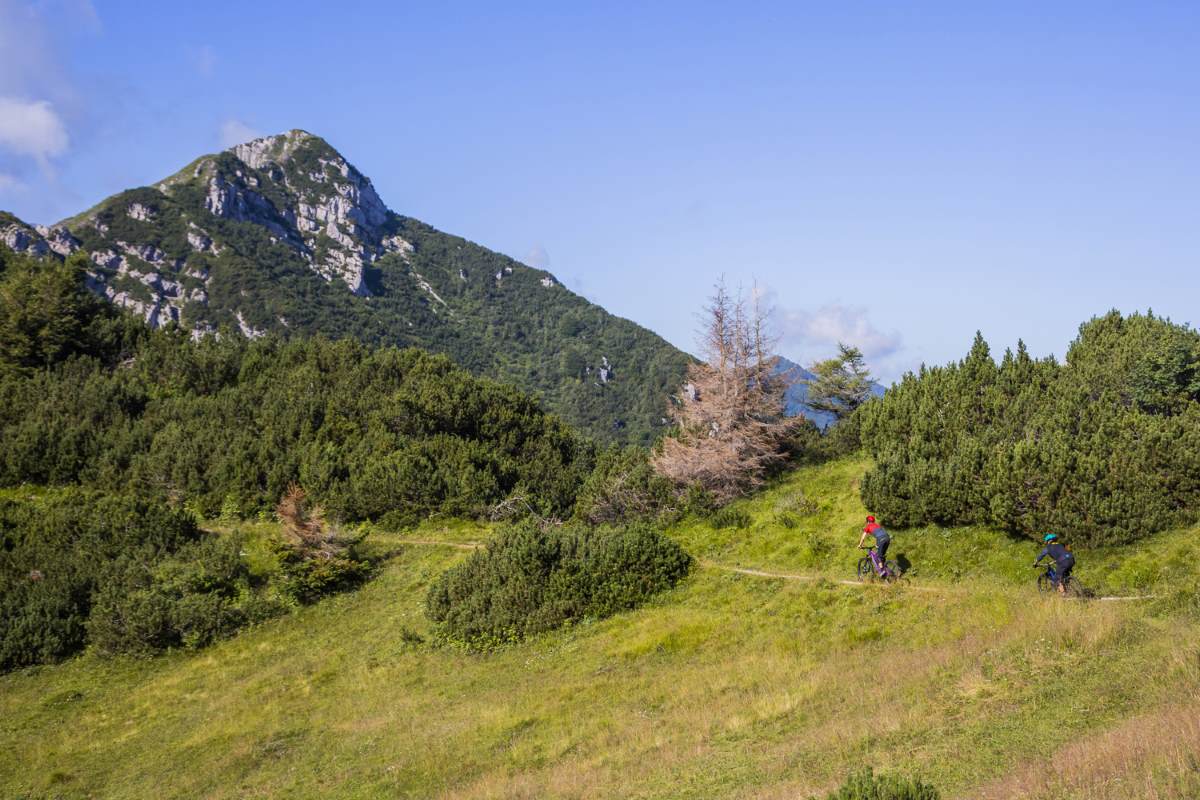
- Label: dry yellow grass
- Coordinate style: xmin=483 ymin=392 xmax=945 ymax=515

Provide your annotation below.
xmin=975 ymin=700 xmax=1200 ymax=799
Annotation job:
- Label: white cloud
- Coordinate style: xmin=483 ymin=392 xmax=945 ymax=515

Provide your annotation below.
xmin=776 ymin=302 xmax=909 ymax=381
xmin=782 ymin=304 xmax=902 ymax=359
xmin=219 ymin=119 xmax=262 ymax=148
xmin=0 ymin=97 xmax=69 ymax=171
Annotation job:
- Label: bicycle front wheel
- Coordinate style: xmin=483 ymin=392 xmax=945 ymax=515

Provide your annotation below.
xmin=857 ymin=558 xmax=874 ymax=582
xmin=1037 ymin=574 xmax=1054 ymax=593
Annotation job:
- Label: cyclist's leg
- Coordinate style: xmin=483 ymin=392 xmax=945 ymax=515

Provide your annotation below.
xmin=1058 ymin=560 xmax=1074 ymax=593
xmin=876 ymin=539 xmax=890 ymax=573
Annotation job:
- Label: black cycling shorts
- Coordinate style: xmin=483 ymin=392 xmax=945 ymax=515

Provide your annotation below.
xmin=1056 ymin=558 xmax=1074 ymax=583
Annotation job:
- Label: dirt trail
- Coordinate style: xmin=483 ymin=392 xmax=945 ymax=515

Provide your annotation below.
xmin=390 ymin=538 xmax=483 ymax=550
xmin=388 ymin=539 xmax=1155 ymax=600
xmin=701 ymin=560 xmax=953 ymax=593
xmin=702 ymin=561 xmax=1155 ymax=600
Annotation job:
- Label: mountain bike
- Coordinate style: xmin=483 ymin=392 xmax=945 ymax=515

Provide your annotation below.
xmin=857 ymin=546 xmax=899 ymax=583
xmin=1035 ymin=563 xmax=1086 ymax=597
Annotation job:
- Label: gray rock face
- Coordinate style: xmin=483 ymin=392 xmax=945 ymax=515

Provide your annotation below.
xmin=2 ymin=222 xmax=50 ymax=257
xmin=186 ymin=223 xmax=218 ymax=253
xmin=34 ymin=225 xmax=81 ymax=256
xmin=5 ymin=130 xmax=416 ymax=338
xmin=206 ymin=130 xmax=413 ymax=296
xmin=234 ymin=310 xmax=265 ymax=339
xmin=127 ymin=203 xmax=155 ymax=222
xmin=72 ymin=237 xmax=207 ymax=330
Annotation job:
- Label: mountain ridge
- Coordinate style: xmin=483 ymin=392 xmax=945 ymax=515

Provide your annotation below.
xmin=0 ymin=130 xmax=692 ymax=444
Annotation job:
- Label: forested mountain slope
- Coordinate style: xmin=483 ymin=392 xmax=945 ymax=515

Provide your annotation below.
xmin=0 ymin=131 xmax=691 ymax=443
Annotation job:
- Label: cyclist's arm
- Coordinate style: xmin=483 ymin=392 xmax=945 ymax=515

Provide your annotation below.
xmin=1033 ymin=546 xmax=1048 ymax=565
xmin=857 ymin=530 xmax=868 ymax=548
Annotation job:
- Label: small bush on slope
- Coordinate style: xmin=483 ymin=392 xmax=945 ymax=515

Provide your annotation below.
xmin=425 ymin=519 xmax=692 ymax=645
xmin=812 ymin=769 xmax=940 ymax=800
xmin=270 ymin=485 xmax=369 ymax=604
xmin=573 ymin=445 xmax=679 ymax=524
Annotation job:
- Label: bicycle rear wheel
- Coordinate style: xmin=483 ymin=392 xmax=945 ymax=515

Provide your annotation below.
xmin=857 ymin=558 xmax=874 ymax=582
xmin=1063 ymin=576 xmax=1087 ymax=598
xmin=884 ymin=561 xmax=900 ymax=583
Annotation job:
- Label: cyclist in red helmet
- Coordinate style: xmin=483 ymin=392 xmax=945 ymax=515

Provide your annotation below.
xmin=857 ymin=514 xmax=891 ymax=566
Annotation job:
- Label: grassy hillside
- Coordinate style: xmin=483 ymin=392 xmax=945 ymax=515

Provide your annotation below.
xmin=3 ymin=459 xmax=1199 ymax=799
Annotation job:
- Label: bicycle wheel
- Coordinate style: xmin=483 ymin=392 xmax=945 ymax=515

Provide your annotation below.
xmin=1063 ymin=576 xmax=1087 ymax=598
xmin=857 ymin=558 xmax=874 ymax=582
xmin=1037 ymin=574 xmax=1054 ymax=593
xmin=884 ymin=561 xmax=900 ymax=583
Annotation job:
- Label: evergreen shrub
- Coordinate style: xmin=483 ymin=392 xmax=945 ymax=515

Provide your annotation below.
xmin=811 ymin=769 xmax=940 ymax=800
xmin=425 ymin=519 xmax=692 ymax=645
xmin=860 ymin=312 xmax=1200 ymax=545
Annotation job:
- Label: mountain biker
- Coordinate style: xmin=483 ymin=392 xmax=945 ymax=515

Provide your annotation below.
xmin=857 ymin=515 xmax=890 ymax=572
xmin=1034 ymin=533 xmax=1075 ymax=595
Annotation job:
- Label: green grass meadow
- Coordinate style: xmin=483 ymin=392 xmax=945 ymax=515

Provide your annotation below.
xmin=3 ymin=458 xmax=1199 ymax=798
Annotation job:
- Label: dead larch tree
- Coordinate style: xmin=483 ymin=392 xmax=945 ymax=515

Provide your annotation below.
xmin=652 ymin=280 xmax=798 ymax=503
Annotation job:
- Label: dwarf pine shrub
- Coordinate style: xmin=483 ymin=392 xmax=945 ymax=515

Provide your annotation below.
xmin=425 ymin=519 xmax=692 ymax=645
xmin=860 ymin=313 xmax=1200 ymax=545
xmin=812 ymin=768 xmax=940 ymax=800
xmin=0 ymin=491 xmax=203 ymax=668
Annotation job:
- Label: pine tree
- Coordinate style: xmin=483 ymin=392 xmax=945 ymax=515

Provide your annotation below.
xmin=806 ymin=343 xmax=874 ymax=420
xmin=859 ymin=314 xmax=1200 ymax=545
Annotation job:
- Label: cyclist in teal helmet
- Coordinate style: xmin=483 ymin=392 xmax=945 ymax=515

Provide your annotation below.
xmin=1034 ymin=533 xmax=1075 ymax=595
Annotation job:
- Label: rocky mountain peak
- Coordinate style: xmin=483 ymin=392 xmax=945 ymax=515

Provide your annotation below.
xmin=189 ymin=130 xmax=406 ymax=295
xmin=0 ymin=135 xmax=689 ymax=444
xmin=3 ymin=130 xmax=416 ymax=329
xmin=230 ymin=129 xmax=316 ymax=170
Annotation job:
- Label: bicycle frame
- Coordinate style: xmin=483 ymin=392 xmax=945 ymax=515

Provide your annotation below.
xmin=867 ymin=547 xmax=889 ymax=577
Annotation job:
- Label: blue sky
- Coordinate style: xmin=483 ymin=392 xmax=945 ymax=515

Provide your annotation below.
xmin=1 ymin=1 xmax=1198 ymax=380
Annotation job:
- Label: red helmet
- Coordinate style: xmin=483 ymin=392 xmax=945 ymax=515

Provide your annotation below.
xmin=866 ymin=515 xmax=876 ymax=523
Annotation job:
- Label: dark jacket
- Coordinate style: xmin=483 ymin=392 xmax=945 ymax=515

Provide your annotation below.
xmin=1036 ymin=542 xmax=1074 ymax=566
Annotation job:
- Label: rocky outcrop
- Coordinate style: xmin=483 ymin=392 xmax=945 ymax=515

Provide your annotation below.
xmin=201 ymin=130 xmax=415 ymax=296
xmin=186 ymin=223 xmax=220 ymax=254
xmin=2 ymin=222 xmax=50 ymax=257
xmin=235 ymin=311 xmax=265 ymax=339
xmin=3 ymin=221 xmax=82 ymax=261
xmin=83 ymin=238 xmax=207 ymax=329
xmin=127 ymin=203 xmax=155 ymax=222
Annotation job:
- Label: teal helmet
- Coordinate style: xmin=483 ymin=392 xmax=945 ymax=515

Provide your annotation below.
xmin=1043 ymin=533 xmax=1058 ymax=543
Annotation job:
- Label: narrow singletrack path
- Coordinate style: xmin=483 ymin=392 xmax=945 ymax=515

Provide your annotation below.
xmin=700 ymin=560 xmax=952 ymax=593
xmin=389 ymin=538 xmax=483 ymax=550
xmin=386 ymin=539 xmax=1157 ymax=600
